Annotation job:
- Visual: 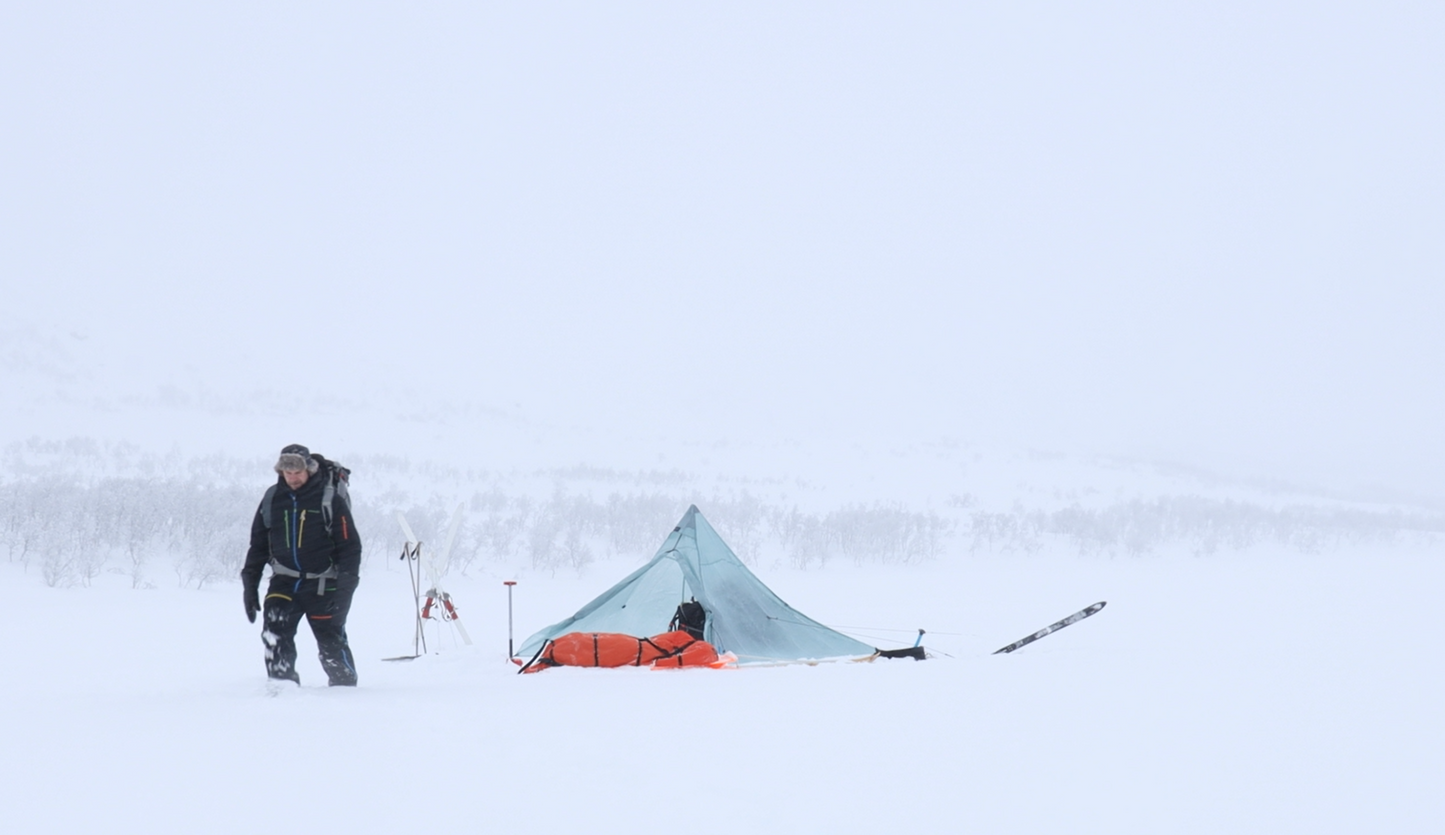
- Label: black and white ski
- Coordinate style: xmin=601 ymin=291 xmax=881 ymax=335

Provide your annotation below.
xmin=992 ymin=601 xmax=1106 ymax=654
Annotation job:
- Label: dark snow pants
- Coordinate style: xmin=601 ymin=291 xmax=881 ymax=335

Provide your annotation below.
xmin=261 ymin=577 xmax=357 ymax=686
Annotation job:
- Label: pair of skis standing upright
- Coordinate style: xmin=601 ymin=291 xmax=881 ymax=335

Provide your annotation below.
xmin=386 ymin=506 xmax=471 ymax=661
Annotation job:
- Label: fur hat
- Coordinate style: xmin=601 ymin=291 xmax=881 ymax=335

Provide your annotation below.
xmin=274 ymin=444 xmax=319 ymax=474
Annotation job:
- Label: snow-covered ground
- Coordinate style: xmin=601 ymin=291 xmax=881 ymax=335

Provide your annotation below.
xmin=2 ymin=533 xmax=1440 ymax=834
xmin=2 ymin=330 xmax=1441 ymax=833
xmin=5 ymin=5 xmax=1443 ymax=832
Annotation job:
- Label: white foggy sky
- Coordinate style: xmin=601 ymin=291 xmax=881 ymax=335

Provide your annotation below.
xmin=2 ymin=3 xmax=1442 ymax=498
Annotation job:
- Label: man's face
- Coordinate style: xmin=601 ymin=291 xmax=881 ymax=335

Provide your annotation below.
xmin=282 ymin=468 xmax=309 ymax=490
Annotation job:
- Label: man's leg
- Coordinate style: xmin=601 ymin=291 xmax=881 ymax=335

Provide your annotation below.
xmin=262 ymin=590 xmax=303 ymax=683
xmin=306 ymin=590 xmax=357 ymax=687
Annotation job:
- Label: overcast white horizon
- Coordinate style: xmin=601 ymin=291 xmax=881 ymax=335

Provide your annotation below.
xmin=3 ymin=3 xmax=1441 ymax=503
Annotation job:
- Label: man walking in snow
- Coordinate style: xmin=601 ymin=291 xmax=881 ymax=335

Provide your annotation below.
xmin=241 ymin=444 xmax=362 ymax=687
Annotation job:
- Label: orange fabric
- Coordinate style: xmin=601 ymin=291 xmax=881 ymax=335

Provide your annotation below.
xmin=524 ymin=630 xmax=720 ymax=673
xmin=650 ymin=639 xmax=720 ymax=668
xmin=645 ymin=631 xmax=700 ymax=656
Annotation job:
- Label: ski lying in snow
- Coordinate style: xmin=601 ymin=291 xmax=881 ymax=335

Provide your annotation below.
xmin=992 ymin=601 xmax=1106 ymax=654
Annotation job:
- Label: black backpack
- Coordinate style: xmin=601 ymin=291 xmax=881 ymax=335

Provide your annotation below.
xmin=259 ymin=453 xmax=352 ymax=537
xmin=670 ymin=598 xmax=707 ymax=641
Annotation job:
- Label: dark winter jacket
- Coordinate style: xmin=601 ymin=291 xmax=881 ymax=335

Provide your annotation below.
xmin=240 ymin=469 xmax=361 ymax=592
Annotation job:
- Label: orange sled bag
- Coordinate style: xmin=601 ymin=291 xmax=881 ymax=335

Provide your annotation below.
xmin=522 ymin=630 xmax=720 ymax=673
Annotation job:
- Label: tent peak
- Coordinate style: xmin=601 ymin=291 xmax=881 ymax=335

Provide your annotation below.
xmin=674 ymin=504 xmax=701 ymax=532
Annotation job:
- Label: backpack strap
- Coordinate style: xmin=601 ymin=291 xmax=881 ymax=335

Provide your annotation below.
xmin=321 ymin=479 xmax=335 ymax=537
xmin=259 ymin=485 xmax=277 ymax=529
xmin=268 ymin=558 xmax=339 ymax=595
xmin=312 ymin=454 xmax=348 ymax=538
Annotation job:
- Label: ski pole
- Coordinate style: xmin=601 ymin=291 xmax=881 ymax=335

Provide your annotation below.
xmin=504 ymin=581 xmax=517 ymax=659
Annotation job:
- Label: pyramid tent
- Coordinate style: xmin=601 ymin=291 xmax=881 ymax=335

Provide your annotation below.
xmin=515 ymin=506 xmax=877 ymax=665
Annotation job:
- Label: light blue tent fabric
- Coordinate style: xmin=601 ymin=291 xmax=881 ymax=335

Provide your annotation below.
xmin=515 ymin=506 xmax=877 ymax=665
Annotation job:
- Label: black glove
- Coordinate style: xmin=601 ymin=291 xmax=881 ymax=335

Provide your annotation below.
xmin=337 ymin=573 xmax=360 ymax=594
xmin=244 ymin=585 xmax=261 ymax=623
